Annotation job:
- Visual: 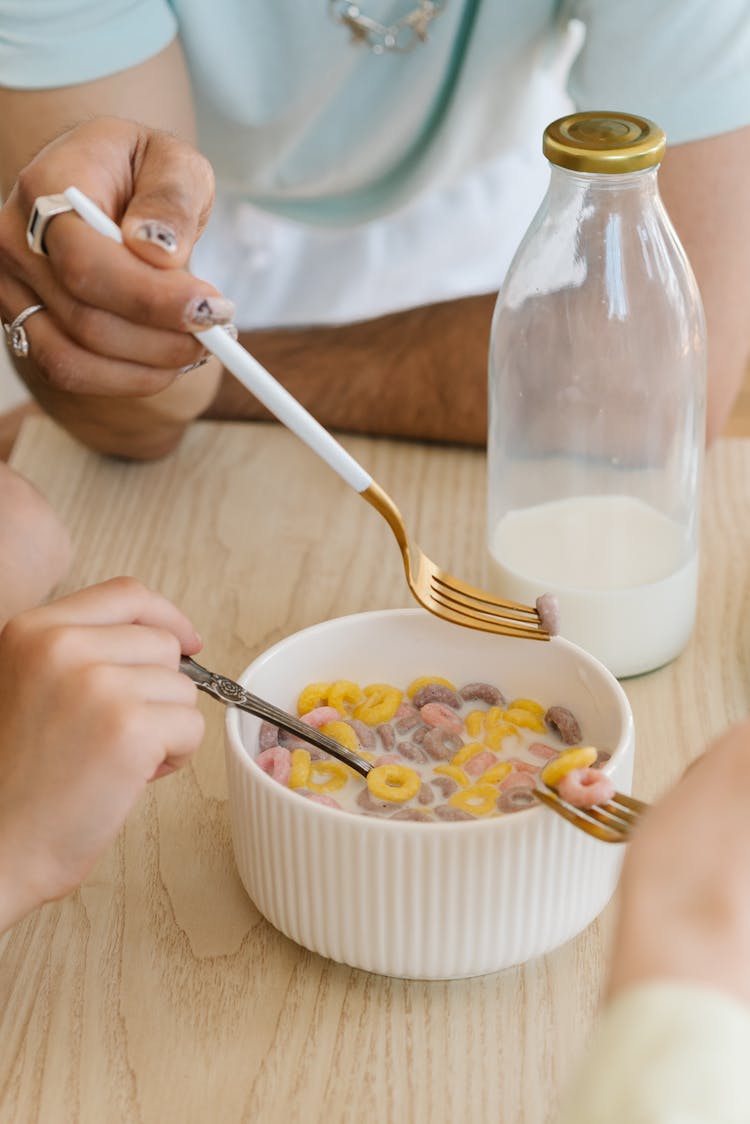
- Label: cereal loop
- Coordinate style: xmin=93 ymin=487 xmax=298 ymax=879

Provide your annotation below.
xmin=327 ymin=680 xmax=364 ymax=714
xmin=504 ymin=707 xmax=547 ymax=734
xmin=289 ymin=748 xmax=312 ymax=789
xmin=419 ymin=702 xmax=464 ymax=734
xmin=483 ymin=721 xmax=518 ymax=750
xmin=297 ymin=682 xmax=331 ymax=715
xmin=464 ymin=749 xmax=498 ymax=778
xmin=450 ymin=741 xmax=486 ymax=767
xmin=354 ymin=683 xmax=403 ymax=726
xmin=367 ymin=764 xmax=421 ymax=803
xmin=508 ymin=697 xmax=545 ymax=717
xmin=307 ymin=760 xmax=350 ymax=794
xmin=320 ymin=720 xmax=360 ymax=755
xmin=480 ymin=760 xmax=513 ymax=785
xmin=464 ymin=710 xmax=486 ymax=738
xmin=433 ymin=764 xmax=470 ymax=788
xmin=406 ymin=675 xmax=456 ymax=698
xmin=541 ymin=746 xmax=599 ymax=789
xmin=557 ymin=767 xmax=616 ymax=808
xmin=301 ymin=706 xmax=341 ymax=729
xmin=256 ymin=746 xmax=292 ymax=786
xmin=448 ymin=783 xmax=497 ymax=817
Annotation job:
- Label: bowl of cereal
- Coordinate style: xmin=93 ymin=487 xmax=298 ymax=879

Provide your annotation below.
xmin=224 ymin=608 xmax=634 ymax=979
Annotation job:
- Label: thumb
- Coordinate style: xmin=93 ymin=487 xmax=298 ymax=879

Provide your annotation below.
xmin=120 ymin=130 xmax=215 ymax=270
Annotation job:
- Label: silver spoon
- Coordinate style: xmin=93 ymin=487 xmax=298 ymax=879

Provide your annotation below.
xmin=180 ymin=656 xmax=373 ymax=778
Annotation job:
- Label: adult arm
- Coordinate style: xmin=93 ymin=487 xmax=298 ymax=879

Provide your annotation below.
xmin=0 ymin=41 xmax=228 ymax=459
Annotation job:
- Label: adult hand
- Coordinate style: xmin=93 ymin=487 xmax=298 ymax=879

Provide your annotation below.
xmin=0 ymin=577 xmax=205 ymax=931
xmin=607 ymin=719 xmax=750 ymax=1006
xmin=0 ymin=116 xmax=234 ymax=400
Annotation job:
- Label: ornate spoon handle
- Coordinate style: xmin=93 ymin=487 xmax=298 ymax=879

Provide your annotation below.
xmin=180 ymin=656 xmax=372 ymax=778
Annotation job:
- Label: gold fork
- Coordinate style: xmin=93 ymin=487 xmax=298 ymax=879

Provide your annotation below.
xmin=534 ymin=786 xmax=650 ymax=843
xmin=61 ymin=188 xmax=551 ymax=643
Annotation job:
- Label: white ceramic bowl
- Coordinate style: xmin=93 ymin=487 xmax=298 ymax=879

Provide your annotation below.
xmin=225 ymin=609 xmax=634 ymax=980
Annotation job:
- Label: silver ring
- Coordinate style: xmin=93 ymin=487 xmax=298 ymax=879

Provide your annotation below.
xmin=2 ymin=303 xmax=45 ymax=359
xmin=26 ymin=193 xmax=75 ymax=256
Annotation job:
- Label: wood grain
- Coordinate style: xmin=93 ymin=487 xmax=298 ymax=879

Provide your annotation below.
xmin=1 ymin=418 xmax=749 ymax=1124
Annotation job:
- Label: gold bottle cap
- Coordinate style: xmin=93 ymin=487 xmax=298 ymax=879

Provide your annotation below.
xmin=543 ymin=111 xmax=666 ymax=174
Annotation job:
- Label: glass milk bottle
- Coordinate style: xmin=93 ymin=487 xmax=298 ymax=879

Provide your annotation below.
xmin=487 ymin=112 xmax=706 ymax=678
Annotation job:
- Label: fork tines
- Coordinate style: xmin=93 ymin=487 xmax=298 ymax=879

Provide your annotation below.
xmin=429 ymin=573 xmax=550 ymax=640
xmin=534 ymin=788 xmax=649 ymax=844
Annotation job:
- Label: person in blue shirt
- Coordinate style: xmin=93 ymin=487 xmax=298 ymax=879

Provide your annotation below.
xmin=0 ymin=1 xmax=748 ymax=457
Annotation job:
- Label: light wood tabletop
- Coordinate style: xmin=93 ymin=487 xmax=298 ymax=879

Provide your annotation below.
xmin=2 ymin=416 xmax=750 ymax=1124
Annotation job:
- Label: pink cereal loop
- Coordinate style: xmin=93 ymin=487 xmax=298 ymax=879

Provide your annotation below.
xmin=256 ymin=745 xmax=292 ymax=786
xmin=300 ymin=706 xmax=341 ymax=729
xmin=528 ymin=741 xmax=559 ymax=761
xmin=464 ymin=749 xmax=497 ymax=778
xmin=505 ymin=756 xmax=541 ymax=775
xmin=556 ymin=768 xmax=616 ymax=809
xmin=419 ymin=701 xmax=465 ymax=734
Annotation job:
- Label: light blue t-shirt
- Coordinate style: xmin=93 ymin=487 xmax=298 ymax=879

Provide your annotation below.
xmin=2 ymin=1 xmax=750 ymax=227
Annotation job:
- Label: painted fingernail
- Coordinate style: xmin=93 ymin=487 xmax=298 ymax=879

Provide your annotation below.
xmin=133 ymin=220 xmax=178 ymax=254
xmin=179 ymin=355 xmax=211 ymax=374
xmin=185 ymin=296 xmax=235 ymax=327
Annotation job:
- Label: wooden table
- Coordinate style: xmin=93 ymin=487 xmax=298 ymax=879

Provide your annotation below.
xmin=2 ymin=417 xmax=750 ymax=1124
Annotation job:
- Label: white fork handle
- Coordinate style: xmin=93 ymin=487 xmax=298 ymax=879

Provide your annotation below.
xmin=63 ymin=186 xmax=373 ymax=494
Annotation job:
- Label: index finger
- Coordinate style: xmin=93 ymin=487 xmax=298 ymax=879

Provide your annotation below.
xmin=30 ymin=577 xmax=202 ymax=653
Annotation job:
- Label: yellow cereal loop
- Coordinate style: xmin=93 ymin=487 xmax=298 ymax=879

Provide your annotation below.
xmin=507 ymin=697 xmax=545 ymax=717
xmin=320 ymin=720 xmax=360 ymax=755
xmin=353 ymin=683 xmax=402 ymax=726
xmin=481 ymin=761 xmax=513 ymax=784
xmin=297 ymin=681 xmax=331 ymax=716
xmin=541 ymin=746 xmax=599 ymax=789
xmin=307 ymin=760 xmax=349 ymax=794
xmin=448 ymin=784 xmax=497 ymax=817
xmin=289 ymin=749 xmax=312 ymax=789
xmin=406 ymin=675 xmax=457 ymax=698
xmin=433 ymin=764 xmax=470 ymax=787
xmin=465 ymin=710 xmax=486 ymax=738
xmin=367 ymin=764 xmax=421 ymax=803
xmin=484 ymin=706 xmax=506 ymax=729
xmin=327 ymin=680 xmax=364 ymax=714
xmin=450 ymin=741 xmax=486 ymax=767
xmin=504 ymin=708 xmax=547 ymax=734
xmin=484 ymin=722 xmax=518 ymax=750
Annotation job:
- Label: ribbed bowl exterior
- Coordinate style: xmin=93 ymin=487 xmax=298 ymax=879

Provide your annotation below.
xmin=225 ymin=609 xmax=635 ymax=979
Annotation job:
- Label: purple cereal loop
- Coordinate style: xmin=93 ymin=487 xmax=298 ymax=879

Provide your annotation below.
xmin=544 ymin=706 xmax=582 ymax=745
xmin=258 ymin=721 xmax=280 ymax=750
xmin=434 ymin=804 xmax=475 ymax=822
xmin=397 ymin=739 xmax=429 ymax=765
xmin=390 ymin=808 xmax=431 ymax=822
xmin=536 ymin=593 xmax=560 ymax=636
xmin=356 ymin=788 xmax=396 ymax=813
xmin=593 ymin=749 xmax=612 ymax=768
xmin=346 ymin=718 xmax=376 ymax=750
xmin=377 ymin=724 xmax=396 ymax=751
xmin=411 ymin=725 xmax=428 ymax=745
xmin=497 ymin=787 xmax=537 ymax=814
xmin=417 ymin=783 xmax=434 ymax=805
xmin=411 ymin=684 xmax=462 ymax=710
xmin=394 ymin=705 xmax=421 ymax=733
xmin=459 ymin=682 xmax=505 ymax=707
xmin=431 ymin=776 xmax=459 ymax=798
xmin=422 ymin=728 xmax=463 ymax=761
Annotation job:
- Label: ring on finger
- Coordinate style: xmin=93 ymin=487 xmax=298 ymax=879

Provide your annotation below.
xmin=2 ymin=303 xmax=46 ymax=359
xmin=26 ymin=193 xmax=76 ymax=256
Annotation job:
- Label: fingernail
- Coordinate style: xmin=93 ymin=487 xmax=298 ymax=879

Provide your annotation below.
xmin=179 ymin=355 xmax=211 ymax=374
xmin=133 ymin=220 xmax=178 ymax=254
xmin=185 ymin=296 xmax=235 ymax=327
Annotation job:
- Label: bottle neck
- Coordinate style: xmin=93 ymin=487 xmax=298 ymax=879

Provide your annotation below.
xmin=547 ymin=163 xmax=661 ymax=204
